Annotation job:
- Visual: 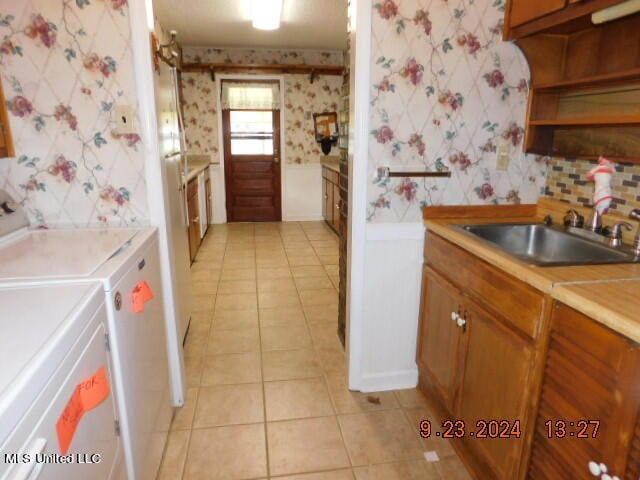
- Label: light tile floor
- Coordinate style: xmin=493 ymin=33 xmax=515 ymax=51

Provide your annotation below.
xmin=158 ymin=222 xmax=471 ymax=480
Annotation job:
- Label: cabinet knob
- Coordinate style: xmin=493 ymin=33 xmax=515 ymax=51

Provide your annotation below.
xmin=588 ymin=462 xmax=601 ymax=476
xmin=451 ymin=312 xmax=458 ymax=321
xmin=456 ymin=316 xmax=466 ymax=328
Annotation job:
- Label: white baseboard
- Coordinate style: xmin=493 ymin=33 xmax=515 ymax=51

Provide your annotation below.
xmin=358 ymin=368 xmax=419 ymax=393
xmin=283 ymin=215 xmax=325 ymax=222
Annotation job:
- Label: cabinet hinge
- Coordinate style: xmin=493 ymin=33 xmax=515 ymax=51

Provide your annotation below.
xmin=114 ymin=420 xmax=120 ymax=436
xmin=105 ymin=333 xmax=111 ymax=352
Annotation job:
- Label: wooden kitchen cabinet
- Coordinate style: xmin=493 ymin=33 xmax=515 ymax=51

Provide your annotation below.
xmin=504 ymin=1 xmax=640 ymax=161
xmin=504 ymin=0 xmax=623 ymax=40
xmin=322 ymin=165 xmax=342 ymax=235
xmin=0 ymin=79 xmax=14 ymax=158
xmin=417 ymin=267 xmax=464 ymax=412
xmin=204 ymin=170 xmax=212 ymax=225
xmin=458 ymin=300 xmax=535 ymax=479
xmin=509 ymin=0 xmax=566 ymax=27
xmin=528 ymin=302 xmax=640 ymax=479
xmin=332 ymin=183 xmax=340 ymax=233
xmin=186 ymin=178 xmax=200 ymax=263
xmin=418 ymin=231 xmax=546 ymax=479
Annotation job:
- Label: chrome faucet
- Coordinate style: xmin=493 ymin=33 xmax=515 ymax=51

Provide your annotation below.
xmin=586 ymin=207 xmax=602 ymax=233
xmin=630 ymin=209 xmax=640 ymax=256
xmin=563 ymin=209 xmax=584 ymax=228
xmin=607 ymin=221 xmax=633 ymax=248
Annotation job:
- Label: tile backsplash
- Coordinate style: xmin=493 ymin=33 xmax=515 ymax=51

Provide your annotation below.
xmin=545 ymin=157 xmax=640 ymax=216
xmin=0 ymin=0 xmax=147 ymax=228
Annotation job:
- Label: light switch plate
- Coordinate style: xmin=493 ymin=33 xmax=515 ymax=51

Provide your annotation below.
xmin=115 ymin=105 xmax=135 ymax=134
xmin=496 ymin=146 xmax=510 ymax=171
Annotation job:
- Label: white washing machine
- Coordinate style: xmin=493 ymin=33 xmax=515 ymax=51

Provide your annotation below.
xmin=0 ymin=194 xmax=174 ymax=480
xmin=0 ymin=282 xmax=125 ymax=480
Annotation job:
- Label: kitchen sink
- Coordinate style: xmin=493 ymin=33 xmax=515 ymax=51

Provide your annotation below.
xmin=453 ymin=223 xmax=639 ymax=266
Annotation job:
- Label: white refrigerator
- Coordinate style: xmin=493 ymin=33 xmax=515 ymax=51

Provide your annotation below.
xmin=154 ymin=59 xmax=192 ymax=345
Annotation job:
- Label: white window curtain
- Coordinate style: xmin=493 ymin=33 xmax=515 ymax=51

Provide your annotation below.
xmin=221 ymin=82 xmax=280 ymax=110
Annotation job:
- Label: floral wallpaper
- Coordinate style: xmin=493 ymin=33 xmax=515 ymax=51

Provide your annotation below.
xmin=181 ymin=72 xmax=218 ymax=156
xmin=546 ymin=157 xmax=640 ymax=216
xmin=367 ymin=0 xmax=548 ymax=222
xmin=182 ymin=47 xmax=343 ymax=66
xmin=283 ymin=75 xmax=342 ymax=164
xmin=0 ymin=0 xmax=147 ymax=227
xmin=180 ymin=46 xmax=343 ymax=164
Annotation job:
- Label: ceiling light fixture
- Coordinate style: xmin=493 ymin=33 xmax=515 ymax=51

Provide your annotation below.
xmin=251 ymin=0 xmax=283 ymax=30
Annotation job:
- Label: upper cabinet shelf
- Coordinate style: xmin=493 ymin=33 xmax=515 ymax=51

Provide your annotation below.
xmin=504 ymin=0 xmax=625 ymax=41
xmin=504 ymin=0 xmax=640 ymax=162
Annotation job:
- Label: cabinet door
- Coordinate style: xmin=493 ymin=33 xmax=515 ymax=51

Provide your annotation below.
xmin=205 ymin=177 xmax=212 ymax=226
xmin=417 ymin=267 xmax=464 ymax=411
xmin=332 ymin=184 xmax=341 ymax=233
xmin=187 ymin=188 xmax=200 ymax=262
xmin=509 ymin=0 xmax=566 ymax=26
xmin=457 ymin=300 xmax=534 ymax=479
xmin=324 ymin=178 xmax=333 ymax=224
xmin=528 ymin=302 xmax=640 ymax=480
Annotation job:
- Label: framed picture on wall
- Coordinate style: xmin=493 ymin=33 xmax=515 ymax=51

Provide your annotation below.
xmin=313 ymin=112 xmax=338 ymax=141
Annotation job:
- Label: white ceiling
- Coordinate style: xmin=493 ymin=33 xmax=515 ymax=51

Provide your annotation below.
xmin=153 ymin=0 xmax=348 ymax=50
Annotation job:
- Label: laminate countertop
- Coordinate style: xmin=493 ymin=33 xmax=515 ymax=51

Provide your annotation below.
xmin=320 ymin=157 xmax=340 ymax=173
xmin=423 ymin=200 xmax=640 ymax=343
xmin=185 ymin=162 xmax=209 ymax=184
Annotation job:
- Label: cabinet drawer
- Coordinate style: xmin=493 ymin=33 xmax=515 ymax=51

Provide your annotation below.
xmin=425 ymin=232 xmax=544 ymax=339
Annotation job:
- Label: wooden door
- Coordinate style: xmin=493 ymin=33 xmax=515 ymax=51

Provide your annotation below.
xmin=509 ymin=0 xmax=566 ymax=27
xmin=457 ymin=300 xmax=534 ymax=479
xmin=528 ymin=302 xmax=640 ymax=479
xmin=417 ymin=267 xmax=464 ymax=411
xmin=187 ymin=179 xmax=200 ymax=262
xmin=222 ymin=108 xmax=281 ymax=222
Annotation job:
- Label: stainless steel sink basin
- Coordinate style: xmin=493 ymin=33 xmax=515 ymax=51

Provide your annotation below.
xmin=453 ymin=223 xmax=639 ymax=266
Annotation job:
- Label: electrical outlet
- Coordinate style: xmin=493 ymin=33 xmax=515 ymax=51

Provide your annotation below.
xmin=115 ymin=105 xmax=135 ymax=134
xmin=496 ymin=146 xmax=510 ymax=171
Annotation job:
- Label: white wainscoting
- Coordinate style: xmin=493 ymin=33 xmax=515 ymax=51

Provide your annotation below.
xmin=209 ymin=164 xmax=227 ymax=224
xmin=356 ymin=221 xmax=425 ymax=392
xmin=283 ymin=163 xmax=323 ymax=222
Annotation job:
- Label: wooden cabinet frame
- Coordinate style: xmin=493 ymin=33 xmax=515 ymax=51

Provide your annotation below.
xmin=0 ymin=79 xmax=15 ymax=158
xmin=418 ymin=231 xmax=553 ymax=479
xmin=505 ymin=2 xmax=640 ymax=161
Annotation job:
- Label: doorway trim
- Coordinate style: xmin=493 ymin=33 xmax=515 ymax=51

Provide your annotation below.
xmin=215 ymin=74 xmax=286 ymax=222
xmin=346 ymin=0 xmax=373 ymax=392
